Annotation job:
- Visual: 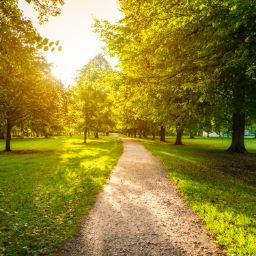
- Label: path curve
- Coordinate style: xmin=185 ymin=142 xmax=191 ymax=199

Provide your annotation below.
xmin=60 ymin=139 xmax=224 ymax=256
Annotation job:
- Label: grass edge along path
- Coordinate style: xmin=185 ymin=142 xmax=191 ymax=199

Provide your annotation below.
xmin=139 ymin=137 xmax=256 ymax=256
xmin=0 ymin=136 xmax=123 ymax=256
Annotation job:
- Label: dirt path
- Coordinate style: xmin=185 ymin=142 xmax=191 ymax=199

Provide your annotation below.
xmin=60 ymin=139 xmax=224 ymax=256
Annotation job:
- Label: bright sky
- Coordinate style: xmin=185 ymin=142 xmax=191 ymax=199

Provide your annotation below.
xmin=18 ymin=0 xmax=123 ymax=85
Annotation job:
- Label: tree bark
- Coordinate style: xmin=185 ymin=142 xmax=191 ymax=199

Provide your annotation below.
xmin=227 ymin=112 xmax=246 ymax=152
xmin=5 ymin=120 xmax=12 ymax=152
xmin=175 ymin=127 xmax=184 ymax=145
xmin=95 ymin=131 xmax=99 ymax=139
xmin=84 ymin=127 xmax=87 ymax=144
xmin=160 ymin=126 xmax=166 ymax=142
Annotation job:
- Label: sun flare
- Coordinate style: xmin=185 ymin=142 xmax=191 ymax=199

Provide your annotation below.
xmin=18 ymin=0 xmax=122 ymax=85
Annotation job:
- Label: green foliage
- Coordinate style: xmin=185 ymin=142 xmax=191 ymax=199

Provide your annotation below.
xmin=42 ymin=38 xmax=49 ymax=45
xmin=0 ymin=135 xmax=123 ymax=255
xmin=36 ymin=38 xmax=61 ymax=52
xmin=26 ymin=75 xmax=66 ymax=137
xmin=68 ymin=54 xmax=115 ymax=138
xmin=0 ymin=1 xmax=66 ymax=150
xmin=140 ymin=136 xmax=256 ymax=255
xmin=95 ymin=0 xmax=256 ymax=151
xmin=94 ymin=0 xmax=211 ymax=140
xmin=24 ymin=0 xmax=64 ymax=24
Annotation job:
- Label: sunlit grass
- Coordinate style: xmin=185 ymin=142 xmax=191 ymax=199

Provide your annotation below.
xmin=0 ymin=136 xmax=122 ymax=255
xmin=138 ymin=136 xmax=256 ymax=256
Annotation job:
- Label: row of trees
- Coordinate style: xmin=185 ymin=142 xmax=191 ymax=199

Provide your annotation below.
xmin=2 ymin=0 xmax=256 ymax=153
xmin=94 ymin=0 xmax=256 ymax=152
xmin=1 ymin=1 xmax=121 ymax=152
xmin=0 ymin=0 xmax=115 ymax=151
xmin=0 ymin=0 xmax=66 ymax=151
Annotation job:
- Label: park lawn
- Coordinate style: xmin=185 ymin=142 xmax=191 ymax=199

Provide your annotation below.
xmin=0 ymin=135 xmax=122 ymax=256
xmin=140 ymin=136 xmax=256 ymax=256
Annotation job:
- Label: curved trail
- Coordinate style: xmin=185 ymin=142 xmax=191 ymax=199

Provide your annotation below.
xmin=60 ymin=139 xmax=224 ymax=256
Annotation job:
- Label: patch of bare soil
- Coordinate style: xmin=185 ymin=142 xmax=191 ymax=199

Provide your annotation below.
xmin=59 ymin=139 xmax=225 ymax=256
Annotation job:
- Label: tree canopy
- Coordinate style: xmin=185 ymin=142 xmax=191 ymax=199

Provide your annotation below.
xmin=1 ymin=0 xmax=256 ymax=153
xmin=0 ymin=0 xmax=65 ymax=151
xmin=94 ymin=0 xmax=256 ymax=152
xmin=68 ymin=54 xmax=115 ymax=143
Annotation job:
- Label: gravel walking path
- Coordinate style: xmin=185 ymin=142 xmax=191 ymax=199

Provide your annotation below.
xmin=60 ymin=139 xmax=224 ymax=256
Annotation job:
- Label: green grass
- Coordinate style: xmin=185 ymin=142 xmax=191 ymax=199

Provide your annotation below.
xmin=0 ymin=135 xmax=122 ymax=256
xmin=139 ymin=136 xmax=256 ymax=256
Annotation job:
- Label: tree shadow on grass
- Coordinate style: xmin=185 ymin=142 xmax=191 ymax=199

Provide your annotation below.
xmin=170 ymin=167 xmax=256 ymax=253
xmin=145 ymin=139 xmax=256 ymax=186
xmin=145 ymin=141 xmax=256 ymax=254
xmin=0 ymin=149 xmax=56 ymax=155
xmin=0 ymin=137 xmax=122 ymax=256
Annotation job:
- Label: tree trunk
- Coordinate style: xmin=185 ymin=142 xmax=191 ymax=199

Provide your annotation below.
xmin=95 ymin=131 xmax=99 ymax=139
xmin=139 ymin=130 xmax=142 ymax=138
xmin=175 ymin=127 xmax=184 ymax=145
xmin=152 ymin=130 xmax=156 ymax=140
xmin=227 ymin=112 xmax=246 ymax=152
xmin=84 ymin=127 xmax=87 ymax=144
xmin=44 ymin=128 xmax=48 ymax=138
xmin=106 ymin=132 xmax=109 ymax=136
xmin=160 ymin=126 xmax=166 ymax=142
xmin=189 ymin=130 xmax=194 ymax=139
xmin=143 ymin=130 xmax=147 ymax=138
xmin=133 ymin=128 xmax=137 ymax=138
xmin=0 ymin=131 xmax=4 ymax=139
xmin=5 ymin=120 xmax=12 ymax=152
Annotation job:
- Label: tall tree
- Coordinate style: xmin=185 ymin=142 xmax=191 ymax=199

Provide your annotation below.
xmin=0 ymin=1 xmax=65 ymax=150
xmin=203 ymin=1 xmax=256 ymax=152
xmin=72 ymin=54 xmax=114 ymax=143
